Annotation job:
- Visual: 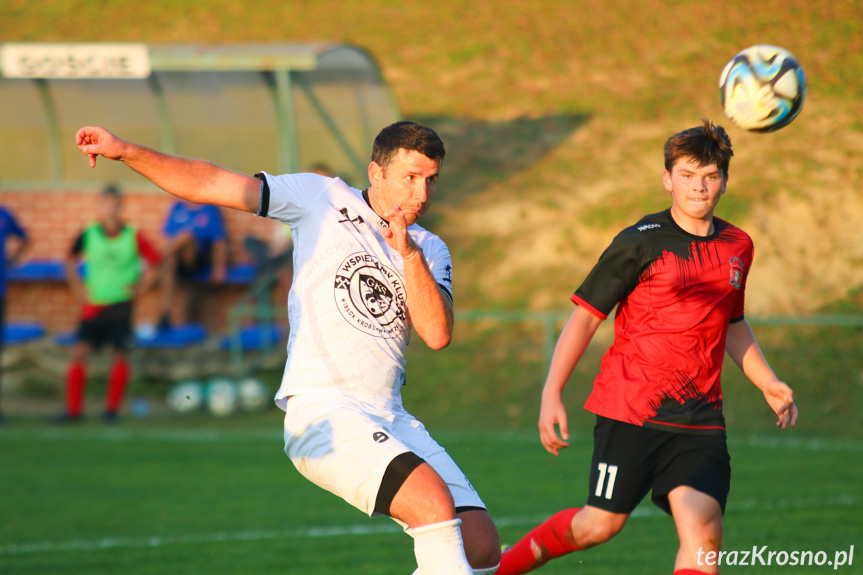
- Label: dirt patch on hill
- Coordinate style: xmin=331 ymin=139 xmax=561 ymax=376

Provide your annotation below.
xmin=441 ymin=109 xmax=863 ymax=315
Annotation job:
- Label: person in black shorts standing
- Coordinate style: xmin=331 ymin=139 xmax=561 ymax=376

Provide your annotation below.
xmin=497 ymin=119 xmax=798 ymax=575
xmin=60 ymin=186 xmax=161 ymax=422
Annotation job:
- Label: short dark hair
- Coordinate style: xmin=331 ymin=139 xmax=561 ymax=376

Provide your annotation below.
xmin=664 ymin=119 xmax=734 ymax=175
xmin=371 ymin=121 xmax=445 ymax=170
xmin=102 ymin=184 xmax=122 ymax=199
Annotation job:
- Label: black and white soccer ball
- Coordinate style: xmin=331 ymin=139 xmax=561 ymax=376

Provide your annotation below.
xmin=719 ymin=45 xmax=806 ymax=132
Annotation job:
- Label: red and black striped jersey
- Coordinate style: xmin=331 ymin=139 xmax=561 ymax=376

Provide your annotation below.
xmin=573 ymin=209 xmax=753 ymax=435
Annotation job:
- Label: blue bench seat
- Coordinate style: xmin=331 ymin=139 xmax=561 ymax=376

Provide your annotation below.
xmin=219 ymin=324 xmax=284 ymax=351
xmin=55 ymin=323 xmax=208 ymax=348
xmin=2 ymin=323 xmax=46 ymax=344
xmin=8 ymin=259 xmax=258 ymax=284
xmin=7 ymin=259 xmax=67 ymax=282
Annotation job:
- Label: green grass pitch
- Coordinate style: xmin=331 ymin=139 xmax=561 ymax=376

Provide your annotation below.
xmin=1 ymin=413 xmax=858 ymax=574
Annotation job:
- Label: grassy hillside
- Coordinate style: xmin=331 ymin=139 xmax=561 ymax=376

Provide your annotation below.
xmin=2 ymin=0 xmax=862 ymax=313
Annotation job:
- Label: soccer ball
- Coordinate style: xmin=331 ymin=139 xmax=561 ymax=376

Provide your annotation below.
xmin=719 ymin=45 xmax=806 ymax=132
xmin=237 ymin=378 xmax=270 ymax=411
xmin=205 ymin=378 xmax=238 ymax=417
xmin=167 ymin=380 xmax=204 ymax=413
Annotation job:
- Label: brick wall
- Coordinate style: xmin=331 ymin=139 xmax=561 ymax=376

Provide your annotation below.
xmin=2 ymin=188 xmax=288 ymax=333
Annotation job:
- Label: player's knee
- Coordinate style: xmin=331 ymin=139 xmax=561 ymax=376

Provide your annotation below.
xmin=421 ymin=487 xmax=456 ymax=519
xmin=467 ymin=541 xmax=501 ymax=570
xmin=580 ymin=514 xmax=626 ymax=547
xmin=685 ymin=514 xmax=723 ymax=550
xmin=589 ymin=522 xmax=623 ymax=546
xmin=71 ymin=344 xmax=90 ymax=364
xmin=464 ymin=528 xmax=501 ymax=569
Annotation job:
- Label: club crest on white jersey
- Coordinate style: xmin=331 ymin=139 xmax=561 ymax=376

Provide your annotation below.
xmin=335 ymin=252 xmax=408 ymax=339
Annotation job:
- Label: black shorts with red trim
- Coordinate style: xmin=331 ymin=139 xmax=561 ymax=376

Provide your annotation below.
xmin=586 ymin=415 xmax=731 ymax=516
xmin=76 ymin=301 xmax=134 ymax=351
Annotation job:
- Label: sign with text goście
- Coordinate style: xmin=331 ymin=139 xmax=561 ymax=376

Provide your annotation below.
xmin=0 ymin=43 xmax=151 ymax=79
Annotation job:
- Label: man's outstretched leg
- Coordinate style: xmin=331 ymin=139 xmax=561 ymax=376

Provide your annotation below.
xmin=498 ymin=506 xmax=628 ymax=574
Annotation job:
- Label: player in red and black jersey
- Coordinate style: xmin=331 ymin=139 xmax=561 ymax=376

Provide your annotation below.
xmin=575 ymin=207 xmax=753 ymax=434
xmin=499 ymin=120 xmax=798 ymax=575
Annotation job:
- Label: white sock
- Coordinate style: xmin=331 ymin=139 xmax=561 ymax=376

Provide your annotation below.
xmin=409 ymin=518 xmax=472 ymax=575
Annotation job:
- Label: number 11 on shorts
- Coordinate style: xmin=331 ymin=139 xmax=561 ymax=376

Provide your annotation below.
xmin=595 ymin=462 xmax=618 ymax=499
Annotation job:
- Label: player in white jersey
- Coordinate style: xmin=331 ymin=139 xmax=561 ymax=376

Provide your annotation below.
xmin=75 ymin=121 xmax=501 ymax=574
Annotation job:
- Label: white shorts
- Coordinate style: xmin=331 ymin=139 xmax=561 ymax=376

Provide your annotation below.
xmin=283 ymin=394 xmax=485 ymax=518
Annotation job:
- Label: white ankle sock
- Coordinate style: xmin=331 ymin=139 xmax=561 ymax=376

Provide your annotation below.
xmin=409 ymin=518 xmax=472 ymax=575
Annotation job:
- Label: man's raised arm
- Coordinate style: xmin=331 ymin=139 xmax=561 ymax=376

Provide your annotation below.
xmin=76 ymin=126 xmax=261 ymax=214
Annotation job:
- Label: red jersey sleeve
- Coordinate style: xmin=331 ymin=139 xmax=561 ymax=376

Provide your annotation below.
xmin=136 ymin=231 xmax=162 ymax=266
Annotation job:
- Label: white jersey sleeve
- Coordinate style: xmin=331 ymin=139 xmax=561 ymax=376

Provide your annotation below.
xmin=256 ymin=171 xmax=332 ymax=225
xmin=414 ymin=229 xmax=453 ymax=304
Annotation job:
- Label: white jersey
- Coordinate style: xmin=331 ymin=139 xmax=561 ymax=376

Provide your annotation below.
xmin=257 ymin=172 xmax=454 ymax=412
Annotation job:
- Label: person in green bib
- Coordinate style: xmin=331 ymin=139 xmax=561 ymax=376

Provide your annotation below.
xmin=60 ymin=186 xmax=162 ymax=422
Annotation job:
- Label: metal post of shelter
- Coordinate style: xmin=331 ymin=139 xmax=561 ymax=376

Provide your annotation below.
xmin=273 ymin=68 xmax=301 ymax=175
xmin=295 ymin=75 xmax=367 ymax=176
xmin=147 ymin=74 xmax=177 ymax=155
xmin=34 ymin=79 xmax=64 ymax=187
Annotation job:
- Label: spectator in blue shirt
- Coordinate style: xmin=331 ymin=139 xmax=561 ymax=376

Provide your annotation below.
xmin=0 ymin=205 xmax=30 ymax=420
xmin=158 ymin=200 xmax=227 ymax=330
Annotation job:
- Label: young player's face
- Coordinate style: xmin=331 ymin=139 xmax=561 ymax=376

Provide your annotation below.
xmin=370 ymin=148 xmax=440 ymax=225
xmin=663 ymin=158 xmax=727 ymax=233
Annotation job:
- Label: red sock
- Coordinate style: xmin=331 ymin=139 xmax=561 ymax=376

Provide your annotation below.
xmin=498 ymin=508 xmax=581 ymax=575
xmin=674 ymin=570 xmax=712 ymax=575
xmin=66 ymin=362 xmax=87 ymax=416
xmin=106 ymin=358 xmax=130 ymax=413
